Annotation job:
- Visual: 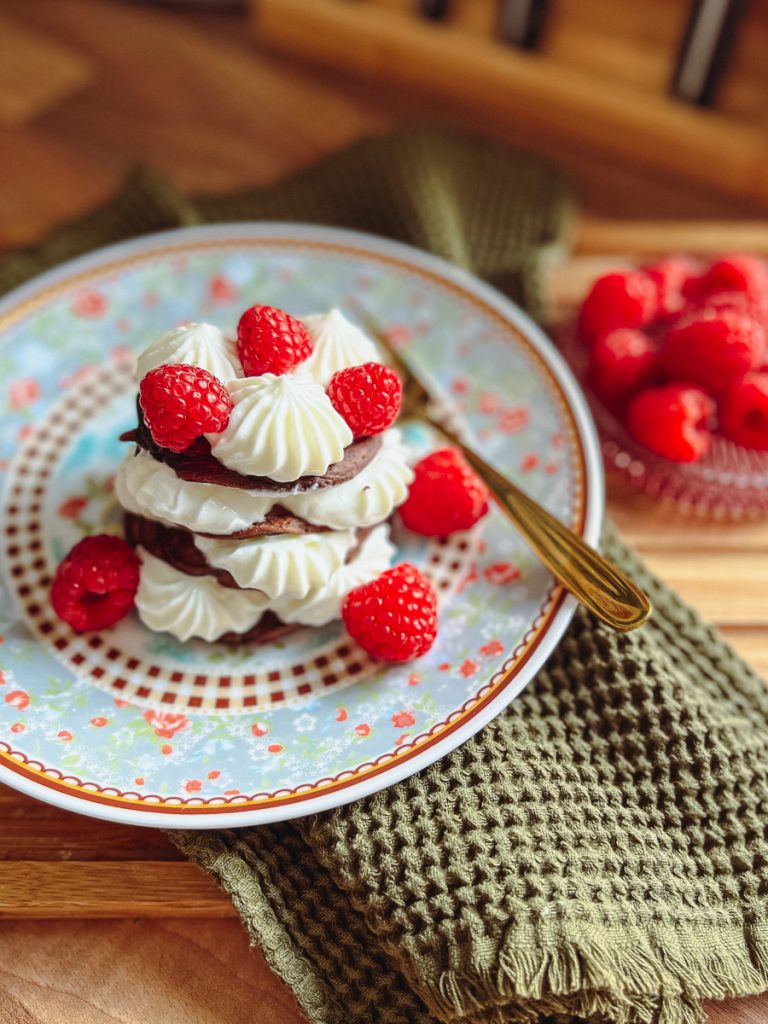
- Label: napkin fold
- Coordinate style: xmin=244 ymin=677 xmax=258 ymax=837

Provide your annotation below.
xmin=2 ymin=127 xmax=766 ymax=1024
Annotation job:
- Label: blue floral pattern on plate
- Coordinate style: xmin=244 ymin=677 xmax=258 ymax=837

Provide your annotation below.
xmin=0 ymin=225 xmax=602 ymax=827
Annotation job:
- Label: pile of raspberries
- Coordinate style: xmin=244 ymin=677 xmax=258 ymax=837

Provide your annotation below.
xmin=578 ymin=254 xmax=768 ymax=462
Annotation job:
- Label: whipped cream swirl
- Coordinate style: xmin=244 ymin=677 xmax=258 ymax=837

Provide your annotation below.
xmin=194 ymin=529 xmax=357 ymax=599
xmin=135 ymin=322 xmax=241 ymax=382
xmin=272 ymin=524 xmax=394 ymax=626
xmin=207 ymin=374 xmax=352 ymax=482
xmin=118 ymin=428 xmax=412 ymax=534
xmin=135 ymin=548 xmax=269 ymax=642
xmin=299 ymin=309 xmax=379 ymax=386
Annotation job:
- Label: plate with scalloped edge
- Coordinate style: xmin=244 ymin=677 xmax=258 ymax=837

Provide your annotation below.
xmin=0 ymin=223 xmax=603 ymax=828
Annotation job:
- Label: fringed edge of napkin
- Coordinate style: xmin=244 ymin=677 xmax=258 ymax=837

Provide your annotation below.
xmin=173 ymin=531 xmax=768 ymax=1024
xmin=175 ymin=821 xmax=768 ymax=1024
xmin=423 ymin=915 xmax=768 ymax=1024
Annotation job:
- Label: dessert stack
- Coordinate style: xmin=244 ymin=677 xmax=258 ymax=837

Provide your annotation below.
xmin=115 ymin=307 xmax=414 ymax=644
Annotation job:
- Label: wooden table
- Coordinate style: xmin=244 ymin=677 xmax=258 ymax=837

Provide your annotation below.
xmin=0 ymin=3 xmax=766 ymax=1022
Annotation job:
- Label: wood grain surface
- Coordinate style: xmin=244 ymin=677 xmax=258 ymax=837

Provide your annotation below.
xmin=0 ymin=2 xmax=765 ymax=1022
xmin=255 ymin=0 xmax=768 ymax=206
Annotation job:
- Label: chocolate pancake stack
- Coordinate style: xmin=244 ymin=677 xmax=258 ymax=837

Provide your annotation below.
xmin=116 ymin=312 xmax=413 ymax=644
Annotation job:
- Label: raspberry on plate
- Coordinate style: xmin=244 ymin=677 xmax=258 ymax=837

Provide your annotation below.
xmin=660 ymin=310 xmax=765 ymax=396
xmin=51 ymin=535 xmax=141 ymax=633
xmin=588 ymin=328 xmax=657 ymax=405
xmin=399 ymin=448 xmax=489 ymax=537
xmin=626 ymin=384 xmax=715 ymax=463
xmin=342 ymin=563 xmax=438 ymax=662
xmin=577 ymin=270 xmax=657 ymax=341
xmin=139 ymin=363 xmax=232 ymax=453
xmin=237 ymin=304 xmax=313 ymax=376
xmin=719 ymin=372 xmax=768 ymax=450
xmin=644 ymin=256 xmax=695 ymax=318
xmin=326 ymin=362 xmax=402 ymax=439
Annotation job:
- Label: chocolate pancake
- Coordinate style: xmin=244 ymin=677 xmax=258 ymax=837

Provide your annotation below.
xmin=125 ymin=513 xmax=244 ymax=589
xmin=121 ymin=401 xmax=382 ymax=491
xmin=201 ymin=507 xmax=326 ymax=540
xmin=217 ymin=612 xmax=299 ymax=647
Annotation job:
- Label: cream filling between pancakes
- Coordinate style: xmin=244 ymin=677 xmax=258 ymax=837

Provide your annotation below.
xmin=116 ymin=429 xmax=412 ymax=535
xmin=134 ymin=526 xmax=394 ymax=640
xmin=193 ymin=528 xmax=357 ymax=599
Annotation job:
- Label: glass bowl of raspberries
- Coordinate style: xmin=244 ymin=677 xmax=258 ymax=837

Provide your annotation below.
xmin=561 ymin=253 xmax=768 ymax=519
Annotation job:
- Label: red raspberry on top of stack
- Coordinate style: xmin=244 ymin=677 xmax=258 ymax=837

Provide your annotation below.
xmin=576 ymin=253 xmax=768 ymax=462
xmin=139 ymin=363 xmax=232 ymax=453
xmin=236 ymin=304 xmax=313 ymax=376
xmin=326 ymin=362 xmax=402 ymax=439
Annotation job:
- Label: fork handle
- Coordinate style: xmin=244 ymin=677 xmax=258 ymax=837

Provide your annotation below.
xmin=435 ymin=429 xmax=651 ymax=632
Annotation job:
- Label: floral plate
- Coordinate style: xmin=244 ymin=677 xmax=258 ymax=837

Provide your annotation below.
xmin=0 ymin=224 xmax=603 ymax=828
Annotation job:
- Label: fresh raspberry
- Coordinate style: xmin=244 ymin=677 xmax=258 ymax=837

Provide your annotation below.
xmin=237 ymin=305 xmax=312 ymax=376
xmin=644 ymin=256 xmax=695 ymax=318
xmin=588 ymin=328 xmax=657 ymax=405
xmin=139 ymin=363 xmax=232 ymax=453
xmin=342 ymin=563 xmax=438 ymax=662
xmin=577 ymin=270 xmax=657 ymax=341
xmin=326 ymin=362 xmax=402 ymax=439
xmin=399 ymin=448 xmax=489 ymax=537
xmin=660 ymin=310 xmax=765 ymax=395
xmin=700 ymin=254 xmax=768 ymax=300
xmin=50 ymin=535 xmax=140 ymax=633
xmin=626 ymin=384 xmax=715 ymax=462
xmin=693 ymin=288 xmax=768 ymax=325
xmin=719 ymin=372 xmax=768 ymax=450
xmin=681 ymin=274 xmax=703 ymax=301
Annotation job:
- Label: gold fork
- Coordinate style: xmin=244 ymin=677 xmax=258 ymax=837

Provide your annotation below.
xmin=363 ymin=317 xmax=651 ymax=632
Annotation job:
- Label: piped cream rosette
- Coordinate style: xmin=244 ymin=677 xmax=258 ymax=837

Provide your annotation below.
xmin=193 ymin=529 xmax=358 ymax=599
xmin=135 ymin=322 xmax=241 ymax=383
xmin=135 ymin=548 xmax=272 ymax=643
xmin=298 ymin=309 xmax=380 ymax=386
xmin=207 ymin=373 xmax=352 ymax=482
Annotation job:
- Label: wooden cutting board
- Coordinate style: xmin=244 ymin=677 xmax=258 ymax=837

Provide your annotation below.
xmin=2 ymin=223 xmax=768 ymax=920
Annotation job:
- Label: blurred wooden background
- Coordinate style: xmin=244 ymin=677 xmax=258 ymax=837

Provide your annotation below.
xmin=2 ymin=0 xmax=768 ymax=254
xmin=255 ymin=0 xmax=768 ymax=206
xmin=0 ymin=3 xmax=766 ymax=1023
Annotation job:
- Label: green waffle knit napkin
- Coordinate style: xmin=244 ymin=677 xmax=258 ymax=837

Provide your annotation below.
xmin=2 ymin=128 xmax=767 ymax=1024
